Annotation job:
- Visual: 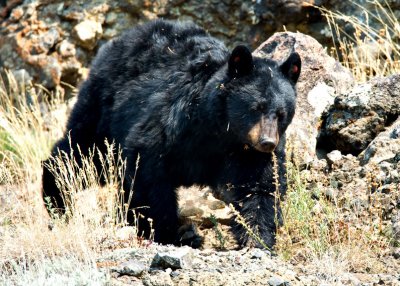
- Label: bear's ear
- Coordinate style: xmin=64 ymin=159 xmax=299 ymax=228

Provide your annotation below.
xmin=280 ymin=52 xmax=301 ymax=84
xmin=228 ymin=45 xmax=253 ymax=78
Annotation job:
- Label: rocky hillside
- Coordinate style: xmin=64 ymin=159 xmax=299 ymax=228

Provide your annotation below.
xmin=1 ymin=0 xmax=400 ymax=93
xmin=0 ymin=1 xmax=399 ymax=285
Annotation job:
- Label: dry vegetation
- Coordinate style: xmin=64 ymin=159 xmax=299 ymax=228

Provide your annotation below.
xmin=317 ymin=0 xmax=400 ymax=81
xmin=276 ymin=146 xmax=394 ymax=275
xmin=0 ymin=1 xmax=399 ymax=284
xmin=0 ymin=71 xmax=136 ymax=284
xmin=271 ymin=0 xmax=400 ymax=275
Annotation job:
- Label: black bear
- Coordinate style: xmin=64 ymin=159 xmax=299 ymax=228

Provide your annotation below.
xmin=42 ymin=19 xmax=301 ymax=248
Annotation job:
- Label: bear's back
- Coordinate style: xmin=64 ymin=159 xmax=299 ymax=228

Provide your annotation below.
xmin=76 ymin=20 xmax=231 ymax=151
xmin=89 ymin=20 xmax=229 ymax=87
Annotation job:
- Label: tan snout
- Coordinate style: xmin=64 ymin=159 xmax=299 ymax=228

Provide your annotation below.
xmin=247 ymin=115 xmax=279 ymax=153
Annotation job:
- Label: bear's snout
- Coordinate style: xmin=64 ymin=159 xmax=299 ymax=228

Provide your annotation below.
xmin=247 ymin=115 xmax=279 ymax=153
xmin=259 ymin=136 xmax=277 ymax=152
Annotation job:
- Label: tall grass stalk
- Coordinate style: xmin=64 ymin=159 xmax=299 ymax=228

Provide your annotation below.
xmin=0 ymin=70 xmax=64 ymax=183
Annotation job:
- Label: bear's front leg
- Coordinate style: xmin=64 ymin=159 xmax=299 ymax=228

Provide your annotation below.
xmin=127 ymin=178 xmax=180 ymax=246
xmin=230 ymin=190 xmax=282 ymax=249
xmin=132 ymin=181 xmax=203 ymax=248
xmin=217 ymin=150 xmax=285 ymax=249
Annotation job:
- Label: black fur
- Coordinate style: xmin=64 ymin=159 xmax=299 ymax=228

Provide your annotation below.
xmin=42 ymin=20 xmax=301 ymax=248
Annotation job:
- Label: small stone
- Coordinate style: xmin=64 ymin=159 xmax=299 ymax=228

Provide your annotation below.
xmin=250 ymin=248 xmax=269 ymax=259
xmin=310 ymin=159 xmax=328 ymax=171
xmin=268 ymin=276 xmax=289 ymax=286
xmin=103 ymin=27 xmax=119 ymax=40
xmin=112 ymin=259 xmax=145 ymax=277
xmin=41 ymin=27 xmax=60 ymax=52
xmin=73 ymin=20 xmax=102 ymax=50
xmin=392 ymin=212 xmax=400 ymax=242
xmin=31 ymin=55 xmax=62 ymax=88
xmin=170 ymin=270 xmax=180 ymax=278
xmin=10 ymin=7 xmax=24 ymax=21
xmin=350 ymin=198 xmax=368 ymax=211
xmin=377 ymin=184 xmax=394 ymax=194
xmin=143 ymin=270 xmax=173 ymax=286
xmin=327 ymin=150 xmax=342 ymax=164
xmin=359 ymin=117 xmax=400 ymax=166
xmin=151 ymin=247 xmax=193 ymax=270
xmin=392 ymin=248 xmax=400 ymax=259
xmin=58 ymin=40 xmax=76 ymax=58
xmin=390 ymin=124 xmax=400 ymax=139
xmin=340 ymin=273 xmax=361 ymax=285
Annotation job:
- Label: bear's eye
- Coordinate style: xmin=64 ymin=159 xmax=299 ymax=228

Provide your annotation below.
xmin=256 ymin=101 xmax=267 ymax=112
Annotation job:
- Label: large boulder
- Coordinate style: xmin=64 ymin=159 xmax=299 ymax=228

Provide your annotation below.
xmin=319 ymin=75 xmax=400 ymax=155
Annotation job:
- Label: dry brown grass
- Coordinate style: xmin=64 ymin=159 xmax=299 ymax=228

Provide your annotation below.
xmin=0 ymin=71 xmax=134 ymax=284
xmin=317 ymin=0 xmax=400 ymax=82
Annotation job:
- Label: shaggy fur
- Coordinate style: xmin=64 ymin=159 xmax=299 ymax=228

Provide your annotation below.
xmin=43 ymin=19 xmax=301 ymax=248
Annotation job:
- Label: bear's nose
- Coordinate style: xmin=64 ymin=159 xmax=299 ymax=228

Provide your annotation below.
xmin=259 ymin=137 xmax=276 ymax=152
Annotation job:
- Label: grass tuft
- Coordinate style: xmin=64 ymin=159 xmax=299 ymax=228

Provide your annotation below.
xmin=0 ymin=71 xmax=138 ymax=285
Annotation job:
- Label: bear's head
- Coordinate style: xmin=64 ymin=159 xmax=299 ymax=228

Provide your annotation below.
xmin=222 ymin=45 xmax=301 ymax=153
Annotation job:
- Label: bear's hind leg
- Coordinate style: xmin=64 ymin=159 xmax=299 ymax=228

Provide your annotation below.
xmin=42 ymin=137 xmax=73 ymax=213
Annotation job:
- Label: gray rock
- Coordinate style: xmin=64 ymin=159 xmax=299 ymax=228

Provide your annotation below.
xmin=58 ymin=40 xmax=76 ymax=58
xmin=323 ymin=188 xmax=338 ymax=202
xmin=40 ymin=27 xmax=60 ymax=53
xmin=99 ymin=248 xmax=137 ymax=262
xmin=268 ymin=275 xmax=289 ymax=286
xmin=320 ymin=75 xmax=400 ymax=155
xmin=151 ymin=247 xmax=193 ymax=270
xmin=31 ymin=54 xmax=62 ymax=88
xmin=112 ymin=260 xmax=146 ymax=277
xmin=307 ymin=82 xmax=336 ymax=117
xmin=392 ymin=248 xmax=400 ymax=259
xmin=326 ymin=150 xmax=342 ymax=165
xmin=391 ymin=211 xmax=400 ymax=243
xmin=250 ymin=248 xmax=270 ymax=259
xmin=310 ymin=159 xmax=328 ymax=171
xmin=391 ymin=123 xmax=400 ymax=139
xmin=115 ymin=226 xmax=137 ymax=241
xmin=358 ymin=117 xmax=400 ymax=166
